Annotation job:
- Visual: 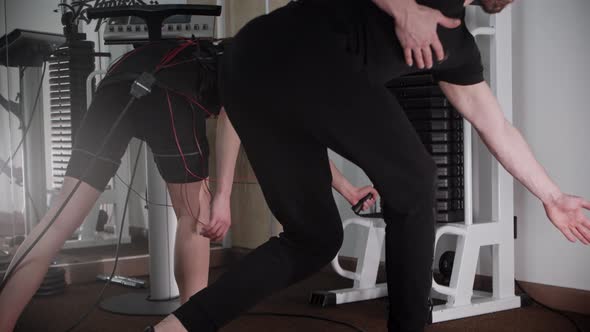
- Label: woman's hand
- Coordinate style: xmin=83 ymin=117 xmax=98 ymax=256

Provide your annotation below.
xmin=201 ymin=194 xmax=231 ymax=242
xmin=543 ymin=193 xmax=590 ymax=245
xmin=345 ymin=186 xmax=380 ymax=211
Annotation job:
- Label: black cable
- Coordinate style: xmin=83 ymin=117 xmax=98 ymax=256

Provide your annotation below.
xmin=57 ymin=3 xmax=77 ymax=16
xmin=515 ymin=280 xmax=584 ymax=332
xmin=246 ymin=312 xmax=366 ymax=332
xmin=63 ymin=141 xmax=144 ymax=332
xmin=114 ymin=173 xmax=172 ymax=208
xmin=0 ymin=96 xmax=137 ymax=294
xmin=25 ymin=189 xmax=40 ymax=224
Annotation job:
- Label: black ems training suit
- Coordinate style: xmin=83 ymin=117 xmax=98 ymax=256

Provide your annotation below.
xmin=65 ymin=40 xmax=221 ymax=191
xmin=174 ymin=0 xmax=484 ymax=331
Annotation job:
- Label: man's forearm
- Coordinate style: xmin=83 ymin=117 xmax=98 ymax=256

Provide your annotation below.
xmin=214 ymin=108 xmax=241 ymax=198
xmin=480 ymin=119 xmax=562 ymax=204
xmin=441 ymin=82 xmax=562 ymax=205
xmin=329 ymin=160 xmax=355 ymax=200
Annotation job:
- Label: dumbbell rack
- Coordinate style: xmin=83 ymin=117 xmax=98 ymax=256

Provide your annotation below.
xmin=312 ymin=6 xmax=521 ymax=323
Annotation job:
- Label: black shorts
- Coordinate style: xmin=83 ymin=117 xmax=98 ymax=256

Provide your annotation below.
xmin=65 ymin=82 xmax=209 ymax=191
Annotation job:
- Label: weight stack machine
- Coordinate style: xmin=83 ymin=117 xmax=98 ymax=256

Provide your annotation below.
xmin=48 ymin=20 xmax=96 ymax=189
xmin=387 ymin=73 xmax=465 ymax=224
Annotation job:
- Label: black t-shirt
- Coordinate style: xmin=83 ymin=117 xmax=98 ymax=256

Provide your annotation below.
xmin=332 ymin=0 xmax=484 ymax=86
xmin=418 ymin=0 xmax=485 ymax=85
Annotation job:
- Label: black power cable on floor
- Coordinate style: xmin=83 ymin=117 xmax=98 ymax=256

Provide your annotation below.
xmin=516 ymin=280 xmax=584 ymax=332
xmin=115 ymin=173 xmax=173 ymax=208
xmin=246 ymin=312 xmax=366 ymax=332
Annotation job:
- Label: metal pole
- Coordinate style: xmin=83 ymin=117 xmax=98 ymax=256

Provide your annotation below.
xmin=146 ymin=152 xmax=179 ymax=301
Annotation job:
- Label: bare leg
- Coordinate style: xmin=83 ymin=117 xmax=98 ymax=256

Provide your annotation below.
xmin=0 ymin=177 xmax=101 ymax=332
xmin=167 ymin=180 xmax=211 ymax=304
xmin=155 ymin=315 xmax=188 ymax=332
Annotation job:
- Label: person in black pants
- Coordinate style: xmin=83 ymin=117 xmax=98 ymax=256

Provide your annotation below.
xmin=0 ymin=37 xmax=379 ymax=332
xmin=155 ymin=0 xmax=590 ymax=331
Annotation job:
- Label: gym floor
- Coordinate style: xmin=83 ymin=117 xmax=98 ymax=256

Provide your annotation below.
xmin=16 ymin=267 xmax=590 ymax=332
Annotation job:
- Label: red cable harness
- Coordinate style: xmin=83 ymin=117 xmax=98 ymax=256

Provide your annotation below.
xmin=115 ymin=39 xmax=253 ymax=223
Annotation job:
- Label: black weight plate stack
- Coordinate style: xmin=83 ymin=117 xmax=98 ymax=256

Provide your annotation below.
xmin=387 ymin=73 xmax=465 ymax=223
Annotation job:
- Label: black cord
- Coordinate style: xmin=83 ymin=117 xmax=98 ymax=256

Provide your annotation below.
xmin=25 ymin=189 xmax=40 ymax=224
xmin=57 ymin=3 xmax=77 ymax=16
xmin=515 ymin=280 xmax=584 ymax=332
xmin=246 ymin=312 xmax=366 ymax=332
xmin=115 ymin=173 xmax=173 ymax=207
xmin=0 ymin=96 xmax=137 ymax=294
xmin=63 ymin=141 xmax=144 ymax=332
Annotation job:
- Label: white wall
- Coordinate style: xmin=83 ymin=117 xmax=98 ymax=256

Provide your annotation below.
xmin=512 ymin=0 xmax=590 ymax=291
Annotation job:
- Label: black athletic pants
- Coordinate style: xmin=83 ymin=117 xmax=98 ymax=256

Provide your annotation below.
xmin=174 ymin=1 xmax=437 ymax=331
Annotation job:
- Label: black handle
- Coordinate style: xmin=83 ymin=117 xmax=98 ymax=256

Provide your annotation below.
xmin=351 ymin=193 xmax=373 ymax=215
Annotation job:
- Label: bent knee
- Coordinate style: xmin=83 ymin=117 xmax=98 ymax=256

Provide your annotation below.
xmin=290 ymin=221 xmax=344 ymax=264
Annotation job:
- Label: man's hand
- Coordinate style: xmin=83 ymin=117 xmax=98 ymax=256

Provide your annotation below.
xmin=395 ymin=3 xmax=461 ymax=68
xmin=543 ymin=193 xmax=590 ymax=245
xmin=201 ymin=195 xmax=231 ymax=242
xmin=345 ymin=186 xmax=380 ymax=211
xmin=373 ymin=0 xmax=460 ymax=69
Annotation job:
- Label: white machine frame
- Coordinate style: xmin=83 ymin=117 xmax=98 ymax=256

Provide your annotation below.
xmin=324 ymin=6 xmax=521 ymax=322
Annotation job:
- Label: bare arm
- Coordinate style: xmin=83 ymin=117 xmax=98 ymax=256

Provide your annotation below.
xmin=371 ymin=0 xmax=461 ymax=68
xmin=213 ymin=108 xmax=241 ymax=198
xmin=440 ymin=81 xmax=590 ymax=244
xmin=201 ymin=108 xmax=241 ymax=241
xmin=201 ymin=108 xmax=381 ymax=239
xmin=329 ymin=160 xmax=379 ymax=211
